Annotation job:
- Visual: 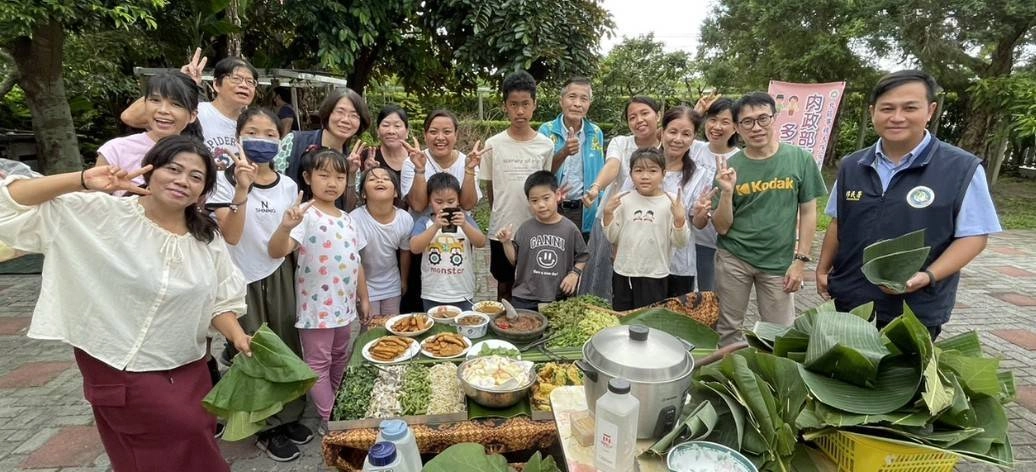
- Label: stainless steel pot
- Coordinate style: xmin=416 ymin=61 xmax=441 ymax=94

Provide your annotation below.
xmin=576 ymin=324 xmax=695 ymax=439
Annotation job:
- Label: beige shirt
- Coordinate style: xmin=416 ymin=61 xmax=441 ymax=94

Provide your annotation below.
xmin=604 ymin=191 xmax=689 ymax=278
xmin=481 ymin=131 xmax=553 ymax=240
xmin=0 ymin=176 xmax=247 ymax=371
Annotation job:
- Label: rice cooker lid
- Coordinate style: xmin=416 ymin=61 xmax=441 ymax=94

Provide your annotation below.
xmin=583 ymin=325 xmax=694 ymax=382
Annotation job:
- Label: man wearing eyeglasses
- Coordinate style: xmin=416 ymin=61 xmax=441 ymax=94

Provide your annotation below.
xmin=710 ymin=92 xmax=827 ymax=346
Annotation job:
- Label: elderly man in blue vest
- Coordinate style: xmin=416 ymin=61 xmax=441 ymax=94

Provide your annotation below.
xmin=538 ymin=77 xmax=605 ymax=240
xmin=816 ymin=70 xmax=1001 ymax=339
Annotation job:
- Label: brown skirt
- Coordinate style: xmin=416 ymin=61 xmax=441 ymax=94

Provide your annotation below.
xmin=74 ymin=349 xmax=229 ymax=472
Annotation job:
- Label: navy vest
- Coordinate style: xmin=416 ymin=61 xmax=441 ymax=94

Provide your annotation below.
xmin=828 ymin=138 xmax=979 ymax=327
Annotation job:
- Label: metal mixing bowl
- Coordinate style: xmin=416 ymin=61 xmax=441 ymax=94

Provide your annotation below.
xmin=456 ymin=357 xmax=536 ymax=408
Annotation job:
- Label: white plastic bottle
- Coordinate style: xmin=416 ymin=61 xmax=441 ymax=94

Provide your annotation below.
xmin=594 ymin=378 xmax=640 ymax=472
xmin=362 ymin=441 xmax=402 ymax=471
xmin=376 ymin=419 xmax=422 ymax=471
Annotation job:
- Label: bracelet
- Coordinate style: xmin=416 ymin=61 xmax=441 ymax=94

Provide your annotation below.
xmin=589 ymin=182 xmax=600 ymax=190
xmin=571 ymin=267 xmax=583 ymax=276
xmin=414 ymin=168 xmax=425 ymax=174
xmin=464 ymin=170 xmax=476 ymax=176
xmin=80 ymin=170 xmax=88 ymax=190
xmin=228 ymin=199 xmax=247 ymax=213
xmin=923 ymin=269 xmax=937 ymax=286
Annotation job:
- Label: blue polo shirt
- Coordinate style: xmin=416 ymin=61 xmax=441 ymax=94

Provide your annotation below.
xmin=827 ymin=132 xmax=1001 ymax=237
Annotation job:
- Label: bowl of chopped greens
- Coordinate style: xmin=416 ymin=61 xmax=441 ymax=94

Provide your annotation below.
xmin=466 ymin=340 xmax=521 ymax=360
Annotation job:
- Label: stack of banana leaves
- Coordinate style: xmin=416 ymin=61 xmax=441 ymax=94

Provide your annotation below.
xmin=648 ymin=301 xmax=1014 ymax=471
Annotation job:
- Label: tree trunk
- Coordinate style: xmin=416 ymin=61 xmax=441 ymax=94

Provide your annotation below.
xmin=7 ymin=21 xmax=80 ymax=174
xmin=855 ymin=100 xmax=869 ymax=150
xmin=987 ymin=121 xmax=1011 ymax=187
xmin=957 ymin=101 xmax=995 ymax=159
xmin=348 ymin=49 xmax=378 ymax=95
xmin=226 ymin=0 xmax=242 ymax=58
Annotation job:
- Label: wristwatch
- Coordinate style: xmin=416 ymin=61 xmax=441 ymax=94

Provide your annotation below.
xmin=793 ymin=253 xmax=811 ymax=263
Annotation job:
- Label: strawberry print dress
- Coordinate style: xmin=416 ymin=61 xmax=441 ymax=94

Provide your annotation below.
xmin=290 ymin=207 xmax=367 ymax=329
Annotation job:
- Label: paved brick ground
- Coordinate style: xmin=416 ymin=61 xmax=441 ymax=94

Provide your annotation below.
xmin=0 ymin=230 xmax=1032 ymax=471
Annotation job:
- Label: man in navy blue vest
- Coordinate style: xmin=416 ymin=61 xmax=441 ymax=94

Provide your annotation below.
xmin=816 ymin=70 xmax=1001 ymax=339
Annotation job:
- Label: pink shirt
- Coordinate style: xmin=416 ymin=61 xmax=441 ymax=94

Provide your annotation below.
xmin=97 ymin=133 xmax=155 ymax=187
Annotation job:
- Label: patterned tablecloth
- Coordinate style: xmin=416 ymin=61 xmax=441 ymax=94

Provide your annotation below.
xmin=321 ymin=416 xmax=559 ymax=470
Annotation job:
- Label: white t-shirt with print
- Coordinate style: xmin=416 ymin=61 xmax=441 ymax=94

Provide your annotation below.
xmin=197 ymin=102 xmax=239 ymax=171
xmin=208 ymin=171 xmax=298 ymax=283
xmin=290 ymin=208 xmax=367 ymax=329
xmin=349 ymin=206 xmax=413 ymax=302
xmin=621 ymin=143 xmax=710 ymax=276
xmin=481 ymin=131 xmax=553 ymax=240
xmin=412 ymin=215 xmax=477 ymax=303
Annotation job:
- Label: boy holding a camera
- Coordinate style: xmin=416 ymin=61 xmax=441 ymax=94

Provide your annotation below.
xmin=410 ymin=173 xmax=487 ymax=310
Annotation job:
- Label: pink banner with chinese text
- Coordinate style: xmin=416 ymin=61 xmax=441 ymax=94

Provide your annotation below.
xmin=766 ymin=81 xmax=846 ymax=167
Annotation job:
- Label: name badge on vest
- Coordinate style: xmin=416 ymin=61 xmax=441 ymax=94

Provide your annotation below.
xmin=907 ymin=186 xmax=935 ymax=208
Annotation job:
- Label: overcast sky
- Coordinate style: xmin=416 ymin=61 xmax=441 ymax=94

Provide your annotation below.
xmin=600 ymin=0 xmax=712 ymax=54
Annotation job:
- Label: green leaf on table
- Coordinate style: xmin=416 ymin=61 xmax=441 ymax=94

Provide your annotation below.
xmin=849 ymin=301 xmax=875 ymax=321
xmin=750 ymin=321 xmax=792 ymax=345
xmin=935 ymin=373 xmax=975 ymax=428
xmin=935 ymin=331 xmax=983 ymax=357
xmin=802 ymin=401 xmax=931 ymax=428
xmin=649 ymin=400 xmax=719 ymax=455
xmin=804 ymin=311 xmax=891 ymax=388
xmin=998 ymin=370 xmax=1016 ymax=403
xmin=773 ymin=329 xmax=810 ymax=358
xmin=881 ymin=308 xmax=951 ymax=415
xmin=523 ymin=451 xmax=561 ymax=472
xmin=620 ymin=307 xmax=719 ymax=349
xmin=799 ymin=355 xmax=921 ymax=415
xmin=939 ymin=350 xmax=1001 ymax=397
xmin=422 ymin=443 xmax=509 ymax=472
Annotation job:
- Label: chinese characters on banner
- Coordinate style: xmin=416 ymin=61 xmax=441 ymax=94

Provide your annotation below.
xmin=766 ymin=81 xmax=846 ymax=167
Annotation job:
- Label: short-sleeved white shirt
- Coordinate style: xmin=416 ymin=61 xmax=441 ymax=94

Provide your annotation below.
xmin=349 ymin=206 xmax=413 ymax=301
xmin=481 ymin=131 xmax=553 ymax=239
xmin=208 ymin=172 xmax=299 ymax=283
xmin=197 ymin=102 xmax=239 ymax=170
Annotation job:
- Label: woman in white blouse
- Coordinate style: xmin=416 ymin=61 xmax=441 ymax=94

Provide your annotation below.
xmin=0 ymin=135 xmax=250 ymax=471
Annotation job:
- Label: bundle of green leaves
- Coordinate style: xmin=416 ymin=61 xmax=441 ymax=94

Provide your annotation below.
xmin=649 ymin=301 xmax=1015 ymax=471
xmin=861 ymin=229 xmax=931 ymax=294
xmin=203 ymin=324 xmax=318 ymax=441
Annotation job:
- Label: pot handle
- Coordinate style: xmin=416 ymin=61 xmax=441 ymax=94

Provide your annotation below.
xmin=574 ymin=360 xmax=598 ymax=383
xmin=680 ymin=339 xmax=696 ymax=352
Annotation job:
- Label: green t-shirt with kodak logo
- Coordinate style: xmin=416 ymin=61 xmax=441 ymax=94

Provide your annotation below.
xmin=715 ymin=144 xmax=827 ymax=275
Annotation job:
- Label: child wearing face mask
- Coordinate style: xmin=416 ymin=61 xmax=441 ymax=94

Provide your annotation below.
xmin=206 ymin=108 xmax=314 ymax=460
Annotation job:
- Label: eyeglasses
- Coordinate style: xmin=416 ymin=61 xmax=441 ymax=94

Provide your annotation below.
xmin=738 ymin=114 xmax=774 ymax=129
xmin=224 ymin=75 xmax=258 ymax=88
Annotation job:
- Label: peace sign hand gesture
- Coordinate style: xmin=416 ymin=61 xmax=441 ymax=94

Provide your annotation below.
xmin=693 ymin=187 xmax=717 ymax=219
xmin=83 ymin=165 xmax=153 ymax=195
xmin=667 ymin=188 xmax=687 ymax=227
xmin=179 ymin=47 xmax=208 ymax=86
xmin=715 ymin=154 xmax=737 ymax=194
xmin=280 ymin=191 xmax=313 ymax=230
xmin=363 ymin=148 xmax=379 ymax=172
xmin=347 ymin=142 xmax=368 ymax=172
xmin=402 ymin=135 xmax=426 ymax=170
xmin=604 ymin=190 xmax=628 ymax=216
xmin=232 ymin=144 xmax=257 ymax=191
xmin=466 ymin=140 xmax=491 ymax=171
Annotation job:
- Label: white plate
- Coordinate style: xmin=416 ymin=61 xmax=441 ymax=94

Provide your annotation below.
xmin=385 ymin=313 xmax=435 ymax=337
xmin=466 ymin=339 xmax=521 ymax=360
xmin=361 ymin=336 xmax=420 ymax=364
xmin=420 ymin=333 xmax=472 ymax=359
xmin=427 ymin=305 xmax=462 ymax=325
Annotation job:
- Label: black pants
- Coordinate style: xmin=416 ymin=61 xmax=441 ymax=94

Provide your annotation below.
xmin=667 ymin=275 xmax=695 ymax=298
xmin=612 ymin=272 xmax=667 ymax=311
xmin=511 ymin=296 xmax=541 ymax=311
